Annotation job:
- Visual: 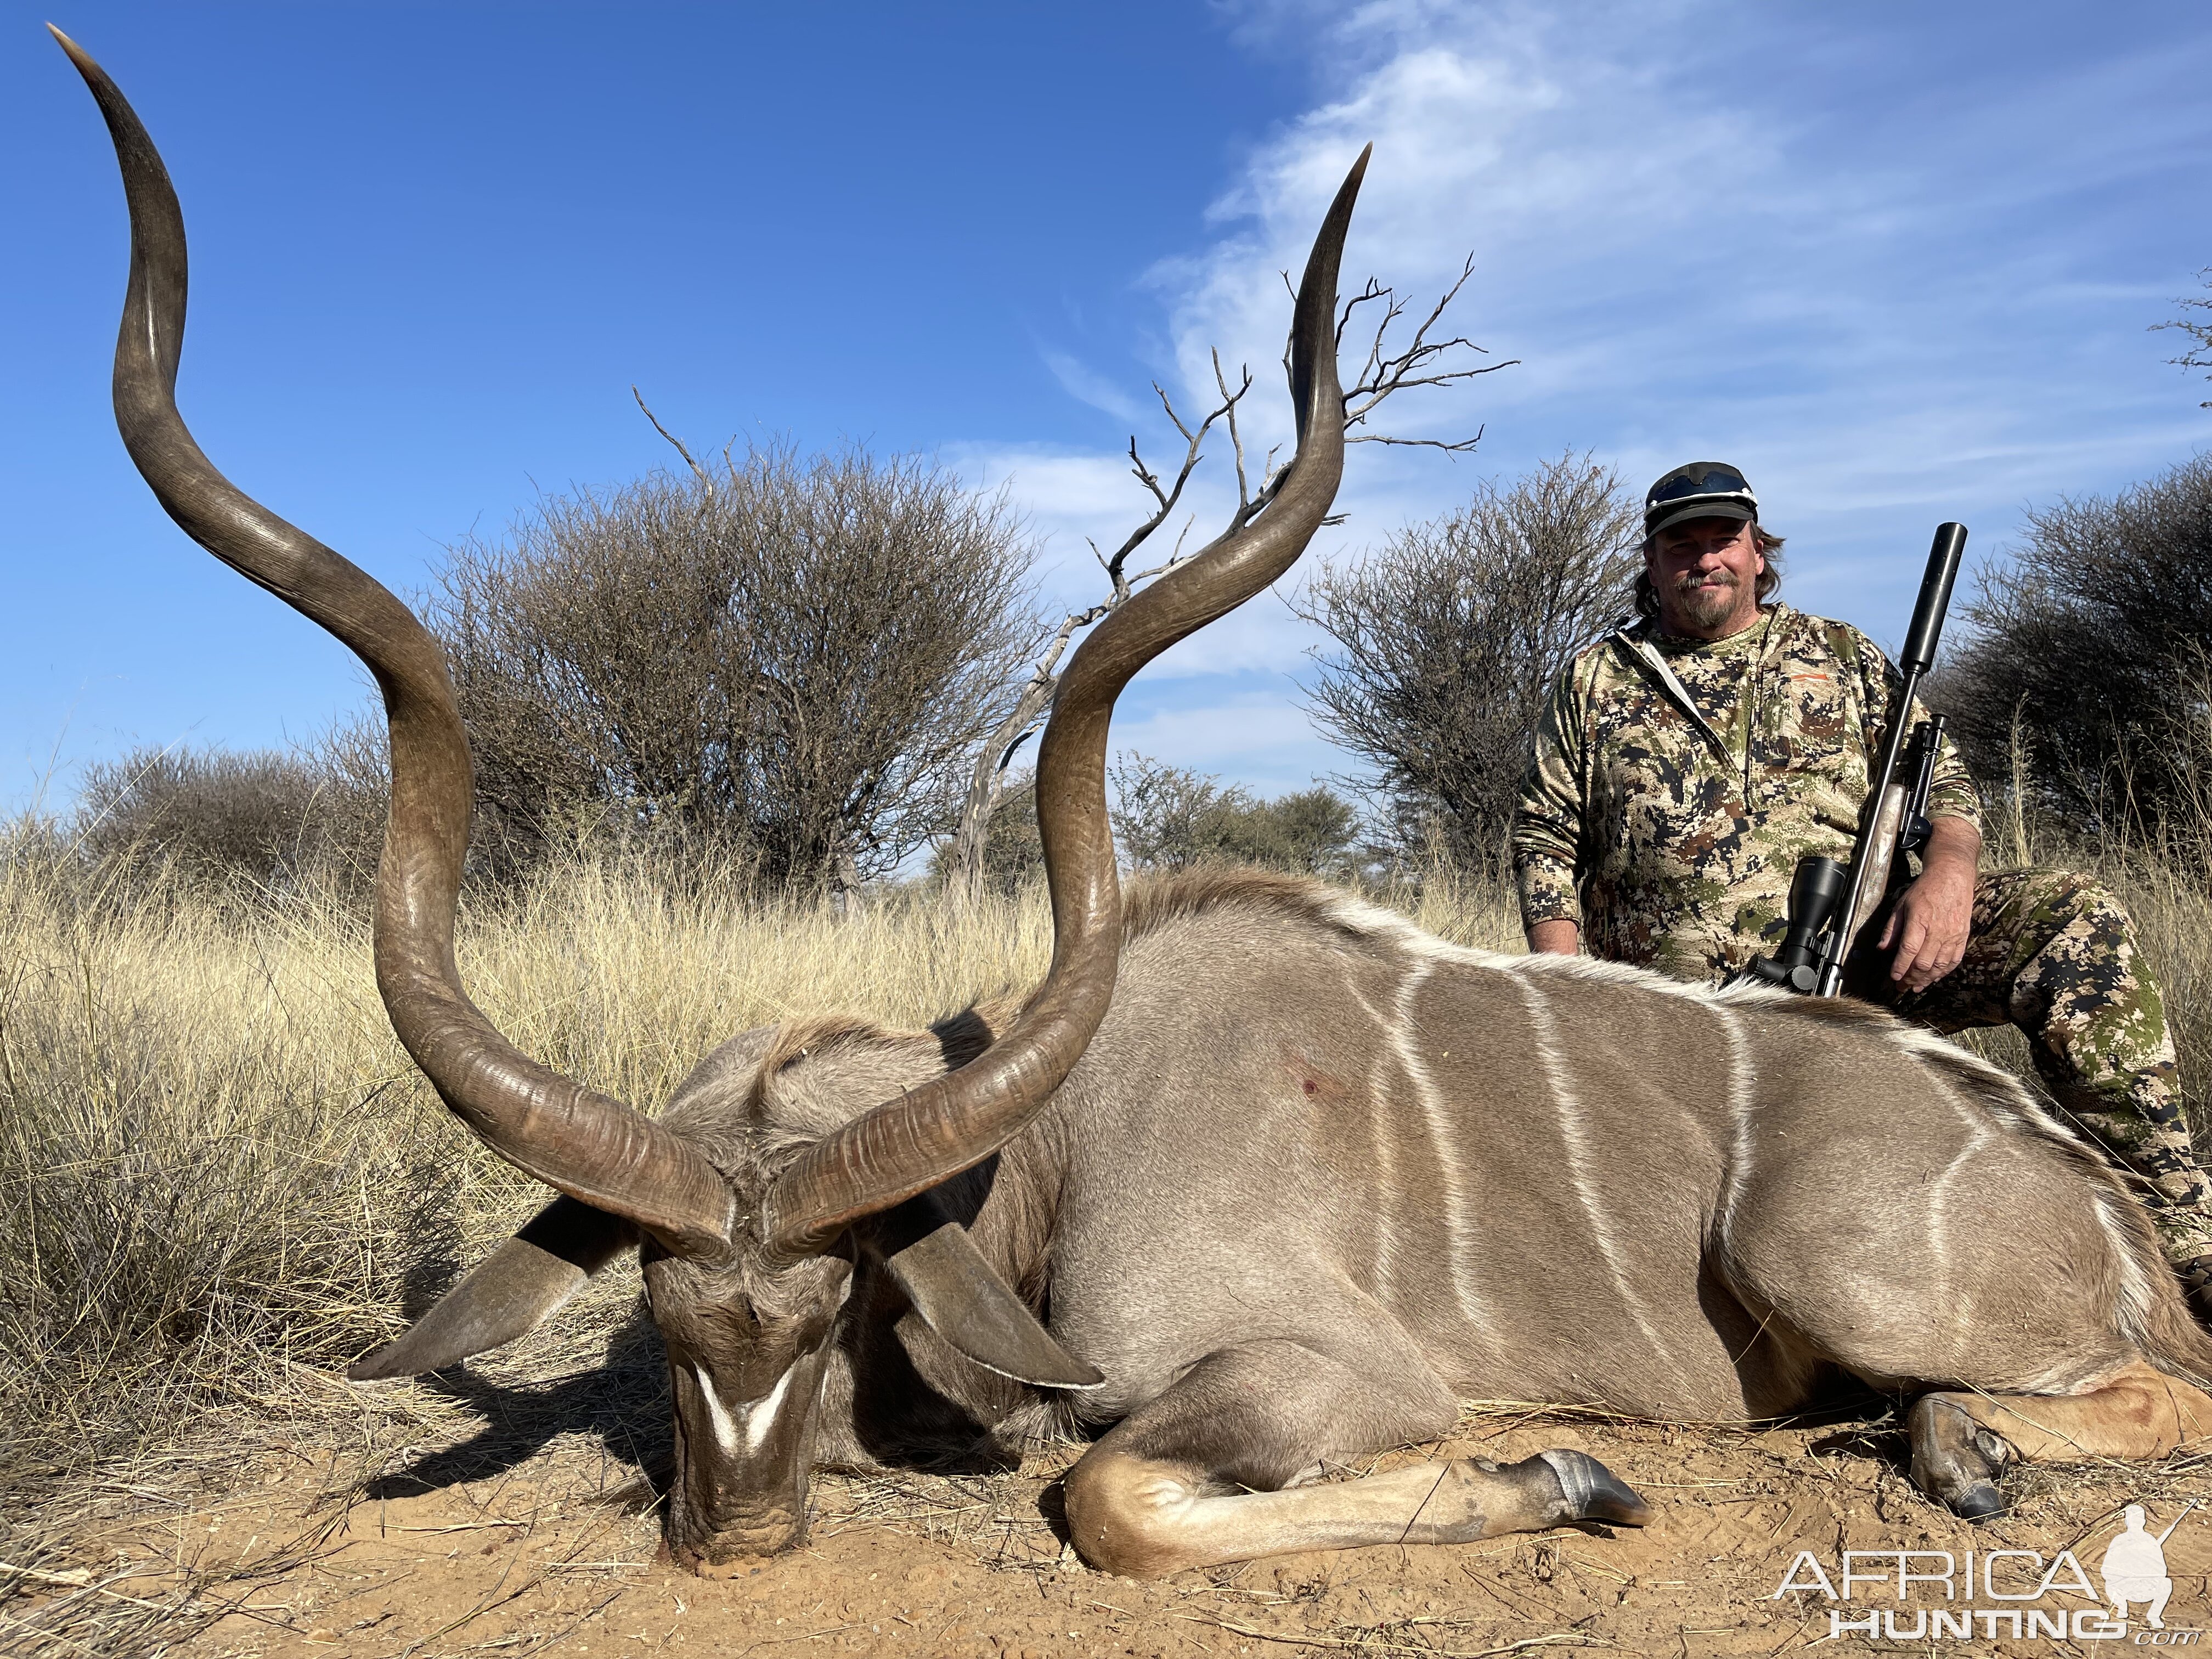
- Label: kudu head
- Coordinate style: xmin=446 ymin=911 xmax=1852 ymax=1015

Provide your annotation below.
xmin=55 ymin=25 xmax=1364 ymax=1573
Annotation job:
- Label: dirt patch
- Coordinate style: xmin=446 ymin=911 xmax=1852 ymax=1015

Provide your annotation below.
xmin=15 ymin=1396 xmax=2212 ymax=1659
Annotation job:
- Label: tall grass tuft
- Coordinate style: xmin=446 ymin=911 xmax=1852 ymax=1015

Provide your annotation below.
xmin=0 ymin=830 xmax=455 ymax=1495
xmin=1968 ymin=666 xmax=2212 ymax=1131
xmin=0 ymin=832 xmax=1080 ymax=1500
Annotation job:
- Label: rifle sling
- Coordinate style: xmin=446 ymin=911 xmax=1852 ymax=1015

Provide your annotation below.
xmin=1608 ymin=626 xmax=1736 ymax=773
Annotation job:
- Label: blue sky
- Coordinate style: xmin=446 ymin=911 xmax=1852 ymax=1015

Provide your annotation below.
xmin=6 ymin=1 xmax=2210 ymax=815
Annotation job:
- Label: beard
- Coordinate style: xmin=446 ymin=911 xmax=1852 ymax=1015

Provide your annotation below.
xmin=1673 ymin=568 xmax=1741 ymax=629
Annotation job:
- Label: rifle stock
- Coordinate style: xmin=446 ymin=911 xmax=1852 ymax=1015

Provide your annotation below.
xmin=1843 ymin=781 xmax=1909 ymax=951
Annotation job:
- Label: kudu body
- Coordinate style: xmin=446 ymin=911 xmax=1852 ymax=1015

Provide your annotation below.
xmin=652 ymin=871 xmax=2212 ymax=1574
xmin=59 ymin=31 xmax=2212 ymax=1584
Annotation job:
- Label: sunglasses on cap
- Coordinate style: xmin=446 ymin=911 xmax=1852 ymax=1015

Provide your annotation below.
xmin=1646 ymin=463 xmax=1755 ymax=509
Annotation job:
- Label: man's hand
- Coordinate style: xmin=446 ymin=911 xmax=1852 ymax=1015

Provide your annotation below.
xmin=1878 ymin=817 xmax=1980 ymax=994
xmin=1527 ymin=918 xmax=1580 ymax=957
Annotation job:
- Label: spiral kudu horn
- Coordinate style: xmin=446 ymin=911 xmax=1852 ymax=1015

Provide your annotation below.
xmin=761 ymin=147 xmax=1370 ymax=1262
xmin=55 ymin=27 xmax=736 ymax=1260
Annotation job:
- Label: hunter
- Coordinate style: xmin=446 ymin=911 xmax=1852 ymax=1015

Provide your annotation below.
xmin=1513 ymin=460 xmax=2212 ymax=1314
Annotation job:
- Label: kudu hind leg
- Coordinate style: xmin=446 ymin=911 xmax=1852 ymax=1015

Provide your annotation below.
xmin=1061 ymin=1341 xmax=1650 ymax=1578
xmin=1910 ymin=1363 xmax=2212 ymax=1520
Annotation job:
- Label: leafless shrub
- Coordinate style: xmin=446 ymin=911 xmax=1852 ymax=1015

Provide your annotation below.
xmin=433 ymin=439 xmax=1039 ymax=895
xmin=71 ymin=744 xmax=382 ymax=898
xmin=948 ymin=761 xmax=1368 ymax=898
xmin=1938 ymin=452 xmax=2212 ymax=828
xmin=1295 ymin=452 xmax=1641 ymax=869
xmin=1961 ymin=653 xmax=2212 ymax=1133
xmin=1109 ymin=755 xmax=1363 ymax=879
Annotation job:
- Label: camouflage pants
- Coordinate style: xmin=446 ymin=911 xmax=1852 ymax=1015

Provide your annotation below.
xmin=1891 ymin=867 xmax=2212 ymax=1265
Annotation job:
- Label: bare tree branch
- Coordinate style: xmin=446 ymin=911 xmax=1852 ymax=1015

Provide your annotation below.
xmin=1215 ymin=350 xmax=1255 ymax=515
xmin=2154 ymin=268 xmax=2212 ymax=408
xmin=631 ymin=386 xmax=714 ymax=494
xmin=946 ymin=250 xmax=1509 ymax=905
xmin=1087 ymin=371 xmax=1256 ymax=589
xmin=1334 ymin=255 xmax=1515 ymax=454
xmin=941 ymin=367 xmax=1274 ymax=912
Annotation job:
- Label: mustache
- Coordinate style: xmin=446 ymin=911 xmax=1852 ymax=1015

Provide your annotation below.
xmin=1673 ymin=568 xmax=1740 ymax=591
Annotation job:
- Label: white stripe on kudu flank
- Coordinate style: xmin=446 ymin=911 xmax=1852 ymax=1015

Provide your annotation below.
xmin=693 ymin=1363 xmax=794 ymax=1458
xmin=1514 ymin=973 xmax=1690 ymax=1391
xmin=1714 ymin=1005 xmax=1755 ymax=1247
xmin=1925 ymin=1100 xmax=1990 ymax=1296
xmin=1390 ymin=957 xmax=1486 ymax=1325
xmin=1339 ymin=970 xmax=1402 ymax=1293
xmin=1342 ymin=963 xmax=1404 ymax=1296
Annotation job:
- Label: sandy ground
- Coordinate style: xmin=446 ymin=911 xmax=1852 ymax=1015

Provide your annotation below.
xmin=14 ymin=1384 xmax=2212 ymax=1659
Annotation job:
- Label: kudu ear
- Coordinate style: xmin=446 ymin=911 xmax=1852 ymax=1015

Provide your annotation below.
xmin=348 ymin=1197 xmax=640 ymax=1380
xmin=874 ymin=1201 xmax=1103 ymax=1391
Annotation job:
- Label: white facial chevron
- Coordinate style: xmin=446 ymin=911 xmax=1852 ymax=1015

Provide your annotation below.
xmin=693 ymin=1363 xmax=795 ymax=1458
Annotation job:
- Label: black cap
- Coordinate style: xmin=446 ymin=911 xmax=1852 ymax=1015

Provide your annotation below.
xmin=1645 ymin=461 xmax=1758 ymax=539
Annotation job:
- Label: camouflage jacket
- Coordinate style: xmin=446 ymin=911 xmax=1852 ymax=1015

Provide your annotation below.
xmin=1511 ymin=602 xmax=1980 ymax=982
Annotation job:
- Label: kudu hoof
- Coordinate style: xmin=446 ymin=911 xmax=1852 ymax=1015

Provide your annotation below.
xmin=1908 ymin=1394 xmax=2014 ymax=1522
xmin=1946 ymin=1481 xmax=2007 ymax=1522
xmin=1536 ymin=1448 xmax=1654 ymax=1528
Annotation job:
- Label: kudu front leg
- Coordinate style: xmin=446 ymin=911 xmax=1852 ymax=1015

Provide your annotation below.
xmin=1065 ymin=1447 xmax=1651 ymax=1578
xmin=1060 ymin=1341 xmax=1650 ymax=1578
xmin=1909 ymin=1362 xmax=2212 ymax=1520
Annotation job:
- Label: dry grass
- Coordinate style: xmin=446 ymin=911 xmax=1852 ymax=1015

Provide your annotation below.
xmin=0 ymin=833 xmax=1088 ymax=1652
xmin=0 ymin=835 xmax=1083 ymax=1508
xmin=1970 ymin=730 xmax=2212 ymax=1126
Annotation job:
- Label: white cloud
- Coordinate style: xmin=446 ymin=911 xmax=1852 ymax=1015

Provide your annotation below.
xmin=1170 ymin=2 xmax=2212 ymax=556
xmin=1039 ymin=349 xmax=1149 ymax=425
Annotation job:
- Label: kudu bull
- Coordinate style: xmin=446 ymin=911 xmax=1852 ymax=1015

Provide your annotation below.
xmin=60 ymin=29 xmax=2212 ymax=1582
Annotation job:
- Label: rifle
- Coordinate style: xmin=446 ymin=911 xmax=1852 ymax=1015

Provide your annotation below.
xmin=1729 ymin=522 xmax=1967 ymax=997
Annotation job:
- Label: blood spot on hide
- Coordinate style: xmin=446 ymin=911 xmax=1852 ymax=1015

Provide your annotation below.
xmin=1282 ymin=1048 xmax=1346 ymax=1104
